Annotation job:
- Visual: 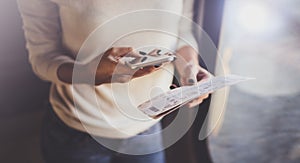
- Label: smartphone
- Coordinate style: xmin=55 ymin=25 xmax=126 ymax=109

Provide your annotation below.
xmin=125 ymin=49 xmax=176 ymax=69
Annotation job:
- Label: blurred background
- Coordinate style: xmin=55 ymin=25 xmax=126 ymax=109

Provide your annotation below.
xmin=209 ymin=0 xmax=300 ymax=163
xmin=0 ymin=0 xmax=49 ymax=162
xmin=0 ymin=0 xmax=299 ymax=163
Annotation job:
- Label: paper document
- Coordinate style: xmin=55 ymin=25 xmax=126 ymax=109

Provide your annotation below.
xmin=138 ymin=75 xmax=253 ymax=119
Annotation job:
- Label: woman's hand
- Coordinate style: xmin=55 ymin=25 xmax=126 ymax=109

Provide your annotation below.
xmin=174 ymin=46 xmax=212 ymax=108
xmin=180 ymin=62 xmax=212 ymax=108
xmin=86 ymin=47 xmax=158 ymax=85
xmin=57 ymin=47 xmax=159 ymax=85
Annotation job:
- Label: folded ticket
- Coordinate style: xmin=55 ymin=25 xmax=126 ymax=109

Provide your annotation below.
xmin=138 ymin=75 xmax=253 ymax=119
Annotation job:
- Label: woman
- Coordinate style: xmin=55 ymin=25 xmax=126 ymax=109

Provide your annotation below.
xmin=18 ymin=0 xmax=210 ymax=162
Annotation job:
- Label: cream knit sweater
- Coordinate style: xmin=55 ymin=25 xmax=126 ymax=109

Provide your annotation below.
xmin=18 ymin=0 xmax=197 ymax=138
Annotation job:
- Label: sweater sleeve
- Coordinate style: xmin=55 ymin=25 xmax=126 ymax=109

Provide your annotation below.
xmin=17 ymin=0 xmax=74 ymax=84
xmin=177 ymin=0 xmax=199 ymax=50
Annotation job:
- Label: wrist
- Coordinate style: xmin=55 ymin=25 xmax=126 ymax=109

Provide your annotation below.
xmin=176 ymin=46 xmax=199 ymax=65
xmin=57 ymin=62 xmax=74 ymax=84
xmin=82 ymin=62 xmax=109 ymax=86
xmin=57 ymin=62 xmax=96 ymax=85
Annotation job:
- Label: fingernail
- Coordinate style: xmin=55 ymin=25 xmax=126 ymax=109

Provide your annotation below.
xmin=157 ymin=49 xmax=162 ymax=55
xmin=139 ymin=51 xmax=147 ymax=55
xmin=169 ymin=84 xmax=177 ymax=89
xmin=188 ymin=79 xmax=195 ymax=84
xmin=154 ymin=64 xmax=162 ymax=68
xmin=141 ymin=57 xmax=147 ymax=62
xmin=197 ymin=73 xmax=206 ymax=80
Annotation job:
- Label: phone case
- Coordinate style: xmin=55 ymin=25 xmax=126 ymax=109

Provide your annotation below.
xmin=125 ymin=50 xmax=176 ymax=69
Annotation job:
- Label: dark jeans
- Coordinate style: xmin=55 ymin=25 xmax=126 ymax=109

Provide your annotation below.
xmin=41 ymin=108 xmax=165 ymax=163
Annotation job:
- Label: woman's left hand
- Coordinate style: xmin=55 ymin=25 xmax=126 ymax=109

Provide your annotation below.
xmin=180 ymin=62 xmax=212 ymax=108
xmin=174 ymin=46 xmax=213 ymax=108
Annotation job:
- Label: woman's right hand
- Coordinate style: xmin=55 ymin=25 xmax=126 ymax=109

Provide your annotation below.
xmin=58 ymin=47 xmax=159 ymax=85
xmin=85 ymin=47 xmax=159 ymax=85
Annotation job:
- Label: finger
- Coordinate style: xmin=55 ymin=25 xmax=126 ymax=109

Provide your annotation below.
xmin=111 ymin=74 xmax=132 ymax=83
xmin=107 ymin=47 xmax=133 ymax=57
xmin=118 ymin=50 xmax=145 ymax=65
xmin=187 ymin=93 xmax=209 ymax=108
xmin=148 ymin=49 xmax=160 ymax=56
xmin=132 ymin=66 xmax=158 ymax=78
xmin=113 ymin=63 xmax=157 ymax=78
xmin=187 ymin=99 xmax=203 ymax=108
xmin=105 ymin=47 xmax=134 ymax=64
xmin=125 ymin=50 xmax=143 ymax=58
xmin=197 ymin=72 xmax=209 ymax=81
xmin=197 ymin=94 xmax=210 ymax=101
xmin=183 ymin=63 xmax=198 ymax=85
xmin=116 ymin=51 xmax=143 ymax=65
xmin=196 ymin=68 xmax=211 ymax=81
xmin=113 ymin=63 xmax=135 ymax=74
xmin=191 ymin=95 xmax=208 ymax=105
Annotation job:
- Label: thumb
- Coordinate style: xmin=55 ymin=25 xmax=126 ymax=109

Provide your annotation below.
xmin=107 ymin=47 xmax=133 ymax=57
xmin=182 ymin=62 xmax=198 ymax=85
xmin=106 ymin=47 xmax=134 ymax=63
